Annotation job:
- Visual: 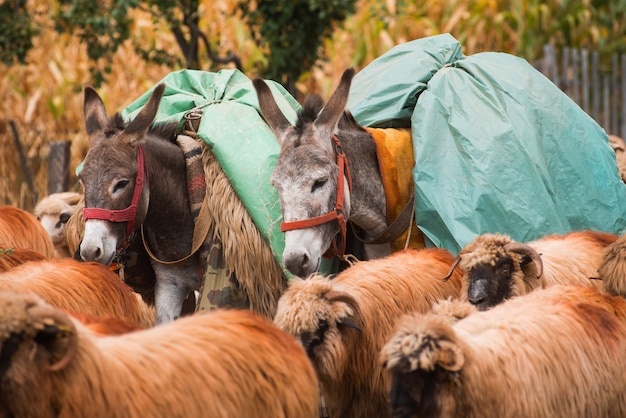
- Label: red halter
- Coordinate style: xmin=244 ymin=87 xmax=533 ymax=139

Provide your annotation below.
xmin=83 ymin=144 xmax=146 ymax=242
xmin=279 ymin=135 xmax=353 ymax=258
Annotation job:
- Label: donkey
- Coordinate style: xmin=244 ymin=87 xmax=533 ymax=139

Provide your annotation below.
xmin=78 ymin=84 xmax=200 ymax=324
xmin=254 ymin=68 xmax=417 ymax=277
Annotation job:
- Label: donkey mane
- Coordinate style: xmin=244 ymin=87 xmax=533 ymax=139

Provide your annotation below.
xmin=293 ymin=94 xmax=366 ymax=147
xmin=338 ymin=111 xmax=366 ymax=132
xmin=103 ymin=113 xmax=178 ymax=142
xmin=295 ymin=95 xmax=324 ymax=133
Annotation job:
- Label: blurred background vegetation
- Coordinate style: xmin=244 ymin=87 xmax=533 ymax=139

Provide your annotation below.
xmin=1 ymin=0 xmax=626 ymax=210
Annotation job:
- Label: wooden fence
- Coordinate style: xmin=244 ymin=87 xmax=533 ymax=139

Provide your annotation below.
xmin=534 ymin=45 xmax=626 ymax=139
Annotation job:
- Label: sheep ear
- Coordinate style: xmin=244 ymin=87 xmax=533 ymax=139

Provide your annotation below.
xmin=435 ymin=340 xmax=464 ymax=371
xmin=325 ymin=290 xmax=364 ymax=329
xmin=60 ymin=192 xmax=83 ymax=206
xmin=30 ymin=308 xmax=78 ymax=371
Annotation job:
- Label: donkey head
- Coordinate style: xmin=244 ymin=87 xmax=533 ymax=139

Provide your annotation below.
xmin=254 ymin=69 xmax=355 ymax=277
xmin=77 ymin=84 xmax=165 ymax=266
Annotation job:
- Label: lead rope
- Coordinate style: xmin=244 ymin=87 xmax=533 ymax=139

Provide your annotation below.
xmin=141 ymin=196 xmax=211 ymax=266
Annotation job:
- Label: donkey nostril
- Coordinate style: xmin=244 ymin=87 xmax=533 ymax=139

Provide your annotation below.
xmin=301 ymin=253 xmax=310 ymax=266
xmin=469 ymin=295 xmax=485 ymax=306
xmin=94 ymin=248 xmax=102 ymax=259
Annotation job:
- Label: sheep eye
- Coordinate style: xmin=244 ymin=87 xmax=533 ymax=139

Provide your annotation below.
xmin=311 ymin=178 xmax=327 ymax=193
xmin=113 ymin=179 xmax=130 ymax=193
xmin=499 ymin=264 xmax=511 ymax=275
xmin=59 ymin=212 xmax=71 ymax=224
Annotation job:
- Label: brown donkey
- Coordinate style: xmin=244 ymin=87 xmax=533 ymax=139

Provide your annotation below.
xmin=78 ymin=85 xmax=200 ymax=324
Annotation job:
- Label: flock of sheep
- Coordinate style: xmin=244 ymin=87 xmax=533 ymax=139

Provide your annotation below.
xmin=2 ymin=183 xmax=626 ymax=417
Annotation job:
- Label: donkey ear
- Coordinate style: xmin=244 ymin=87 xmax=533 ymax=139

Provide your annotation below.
xmin=253 ymin=78 xmax=293 ymax=143
xmin=83 ymin=86 xmax=109 ymax=143
xmin=314 ymin=68 xmax=355 ymax=136
xmin=124 ymin=83 xmax=166 ymax=141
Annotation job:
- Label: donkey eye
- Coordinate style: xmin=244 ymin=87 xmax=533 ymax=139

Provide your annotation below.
xmin=113 ymin=179 xmax=130 ymax=193
xmin=311 ymin=178 xmax=327 ymax=192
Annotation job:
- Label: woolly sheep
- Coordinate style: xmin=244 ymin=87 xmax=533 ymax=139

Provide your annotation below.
xmin=381 ymin=285 xmax=626 ymax=418
xmin=0 ymin=257 xmax=155 ymax=328
xmin=274 ymin=248 xmax=464 ymax=418
xmin=445 ymin=230 xmax=616 ymax=310
xmin=596 ymin=233 xmax=626 ymax=297
xmin=609 ymin=134 xmax=626 ymax=183
xmin=0 ymin=206 xmax=55 ymax=258
xmin=34 ymin=192 xmax=83 ymax=258
xmin=0 ymin=248 xmax=47 ymax=272
xmin=0 ymin=291 xmax=320 ymax=418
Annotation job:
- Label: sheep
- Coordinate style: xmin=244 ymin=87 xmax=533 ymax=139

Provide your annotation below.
xmin=609 ymin=134 xmax=626 ymax=183
xmin=65 ymin=198 xmax=84 ymax=258
xmin=0 ymin=257 xmax=155 ymax=328
xmin=0 ymin=248 xmax=47 ymax=272
xmin=33 ymin=192 xmax=83 ymax=258
xmin=273 ymin=248 xmax=464 ymax=418
xmin=0 ymin=291 xmax=320 ymax=418
xmin=596 ymin=233 xmax=626 ymax=297
xmin=381 ymin=284 xmax=626 ymax=418
xmin=445 ymin=230 xmax=616 ymax=310
xmin=0 ymin=206 xmax=55 ymax=258
xmin=65 ymin=312 xmax=145 ymax=336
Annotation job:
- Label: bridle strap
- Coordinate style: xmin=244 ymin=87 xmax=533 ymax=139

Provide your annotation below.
xmin=279 ymin=134 xmax=352 ymax=258
xmin=83 ymin=144 xmax=146 ymax=240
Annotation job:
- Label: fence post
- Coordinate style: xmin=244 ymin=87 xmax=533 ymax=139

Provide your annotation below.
xmin=47 ymin=140 xmax=71 ymax=194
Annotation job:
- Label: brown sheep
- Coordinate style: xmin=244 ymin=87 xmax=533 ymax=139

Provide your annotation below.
xmin=273 ymin=248 xmax=464 ymax=418
xmin=381 ymin=285 xmax=626 ymax=418
xmin=0 ymin=291 xmax=320 ymax=418
xmin=65 ymin=198 xmax=84 ymax=258
xmin=596 ymin=233 xmax=626 ymax=297
xmin=0 ymin=248 xmax=48 ymax=272
xmin=0 ymin=206 xmax=55 ymax=258
xmin=34 ymin=192 xmax=83 ymax=258
xmin=609 ymin=134 xmax=626 ymax=182
xmin=0 ymin=257 xmax=155 ymax=328
xmin=67 ymin=312 xmax=144 ymax=336
xmin=446 ymin=230 xmax=616 ymax=310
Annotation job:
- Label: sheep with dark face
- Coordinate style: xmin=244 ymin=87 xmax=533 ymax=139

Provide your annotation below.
xmin=445 ymin=230 xmax=616 ymax=310
xmin=381 ymin=285 xmax=626 ymax=418
xmin=274 ymin=248 xmax=464 ymax=418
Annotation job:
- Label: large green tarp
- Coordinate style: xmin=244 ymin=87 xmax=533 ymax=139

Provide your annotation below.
xmin=348 ymin=33 xmax=626 ymax=254
xmin=121 ymin=69 xmax=301 ymax=276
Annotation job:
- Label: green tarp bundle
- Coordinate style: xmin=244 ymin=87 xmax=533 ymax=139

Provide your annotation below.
xmin=120 ymin=33 xmax=626 ymax=266
xmin=348 ymin=33 xmax=626 ymax=253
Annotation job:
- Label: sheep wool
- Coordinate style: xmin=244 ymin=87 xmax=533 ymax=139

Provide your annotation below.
xmin=382 ymin=285 xmax=626 ymax=418
xmin=0 ymin=291 xmax=320 ymax=418
xmin=274 ymin=247 xmax=464 ymax=418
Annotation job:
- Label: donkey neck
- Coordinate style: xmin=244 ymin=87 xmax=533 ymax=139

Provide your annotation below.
xmin=141 ymin=138 xmax=196 ymax=255
xmin=335 ymin=124 xmax=388 ymax=238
